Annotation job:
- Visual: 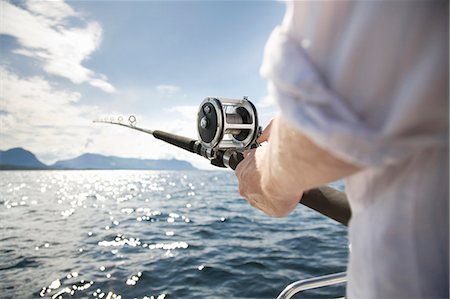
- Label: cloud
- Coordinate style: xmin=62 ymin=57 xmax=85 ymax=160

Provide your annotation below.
xmin=168 ymin=105 xmax=198 ymax=122
xmin=0 ymin=0 xmax=115 ymax=93
xmin=0 ymin=67 xmax=215 ymax=169
xmin=258 ymin=95 xmax=276 ymax=108
xmin=0 ymin=66 xmax=97 ymax=148
xmin=0 ymin=1 xmax=216 ymax=169
xmin=0 ymin=67 xmax=81 ymax=119
xmin=0 ymin=66 xmax=122 ymax=164
xmin=25 ymin=0 xmax=76 ymax=23
xmin=156 ymin=84 xmax=180 ymax=95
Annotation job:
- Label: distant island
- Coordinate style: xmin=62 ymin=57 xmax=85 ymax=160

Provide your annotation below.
xmin=0 ymin=148 xmax=196 ymax=170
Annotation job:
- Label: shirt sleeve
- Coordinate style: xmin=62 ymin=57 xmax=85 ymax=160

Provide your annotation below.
xmin=260 ymin=22 xmax=448 ymax=168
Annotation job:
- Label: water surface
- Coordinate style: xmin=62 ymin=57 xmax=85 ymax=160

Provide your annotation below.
xmin=0 ymin=170 xmax=348 ymax=298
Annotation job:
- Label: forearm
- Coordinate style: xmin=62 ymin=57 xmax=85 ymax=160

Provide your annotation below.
xmin=260 ymin=115 xmax=361 ymax=201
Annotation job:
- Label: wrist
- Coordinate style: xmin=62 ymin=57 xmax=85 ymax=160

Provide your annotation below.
xmin=258 ymin=141 xmax=304 ymax=215
xmin=260 ymin=117 xmax=304 ymax=199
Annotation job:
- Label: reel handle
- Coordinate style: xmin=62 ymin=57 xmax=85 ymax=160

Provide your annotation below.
xmin=215 ymin=150 xmax=244 ymax=170
xmin=228 ymin=152 xmax=244 ymax=170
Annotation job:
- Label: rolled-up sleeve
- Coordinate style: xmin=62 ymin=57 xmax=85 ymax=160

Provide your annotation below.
xmin=260 ymin=2 xmax=448 ymax=168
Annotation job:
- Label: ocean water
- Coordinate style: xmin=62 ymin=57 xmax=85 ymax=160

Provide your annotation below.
xmin=0 ymin=170 xmax=348 ymax=299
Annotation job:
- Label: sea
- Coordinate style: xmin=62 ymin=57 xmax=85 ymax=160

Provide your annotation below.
xmin=0 ymin=170 xmax=348 ymax=299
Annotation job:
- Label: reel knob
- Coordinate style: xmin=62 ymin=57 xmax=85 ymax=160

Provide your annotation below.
xmin=197 ymin=99 xmax=221 ymax=146
xmin=199 ymin=117 xmax=208 ymax=129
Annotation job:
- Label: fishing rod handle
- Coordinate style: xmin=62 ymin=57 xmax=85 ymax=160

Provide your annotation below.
xmin=300 ymin=186 xmax=351 ymax=226
xmin=151 ymin=130 xmax=230 ymax=168
xmin=152 ymin=130 xmax=199 ymax=153
xmin=151 ymin=130 xmax=228 ymax=168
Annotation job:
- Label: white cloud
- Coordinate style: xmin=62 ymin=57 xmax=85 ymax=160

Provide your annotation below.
xmin=0 ymin=66 xmax=99 ymax=155
xmin=0 ymin=67 xmax=215 ymax=169
xmin=25 ymin=0 xmax=76 ymax=23
xmin=258 ymin=95 xmax=275 ymax=108
xmin=89 ymin=77 xmax=116 ymax=93
xmin=0 ymin=67 xmax=81 ymax=120
xmin=0 ymin=1 xmax=217 ymax=169
xmin=156 ymin=84 xmax=180 ymax=95
xmin=0 ymin=0 xmax=115 ymax=93
xmin=168 ymin=105 xmax=198 ymax=122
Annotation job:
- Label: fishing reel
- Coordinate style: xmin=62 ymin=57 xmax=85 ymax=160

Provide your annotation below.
xmin=197 ymin=97 xmax=261 ymax=168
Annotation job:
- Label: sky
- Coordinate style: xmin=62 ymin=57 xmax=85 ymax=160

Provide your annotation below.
xmin=0 ymin=0 xmax=285 ymax=169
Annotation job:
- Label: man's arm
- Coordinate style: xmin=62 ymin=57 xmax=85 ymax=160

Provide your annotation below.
xmin=235 ymin=115 xmax=361 ymax=217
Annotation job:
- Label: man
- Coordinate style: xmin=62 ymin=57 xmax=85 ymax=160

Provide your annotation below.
xmin=236 ymin=1 xmax=448 ymax=298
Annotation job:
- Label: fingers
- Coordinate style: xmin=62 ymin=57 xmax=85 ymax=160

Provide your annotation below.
xmin=235 ymin=149 xmax=255 ymax=179
xmin=257 ymin=118 xmax=274 ymax=143
xmin=234 ymin=147 xmax=272 ymax=215
xmin=235 ymin=149 xmax=256 ymax=197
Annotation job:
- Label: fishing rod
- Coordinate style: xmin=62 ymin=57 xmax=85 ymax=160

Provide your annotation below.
xmin=95 ymin=97 xmax=259 ymax=169
xmin=94 ymin=97 xmax=351 ymax=226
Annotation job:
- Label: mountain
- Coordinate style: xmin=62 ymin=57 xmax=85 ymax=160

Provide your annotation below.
xmin=52 ymin=153 xmax=195 ymax=170
xmin=0 ymin=148 xmax=47 ymax=169
xmin=0 ymin=148 xmax=196 ymax=170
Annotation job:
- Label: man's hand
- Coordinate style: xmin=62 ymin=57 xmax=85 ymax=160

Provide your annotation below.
xmin=235 ymin=115 xmax=360 ymax=217
xmin=235 ymin=119 xmax=300 ymax=217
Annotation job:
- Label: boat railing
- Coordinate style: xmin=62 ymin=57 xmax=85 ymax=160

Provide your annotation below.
xmin=276 ymin=271 xmax=347 ymax=299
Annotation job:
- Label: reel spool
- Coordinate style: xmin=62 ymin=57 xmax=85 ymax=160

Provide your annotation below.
xmin=197 ymin=97 xmax=260 ymax=151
